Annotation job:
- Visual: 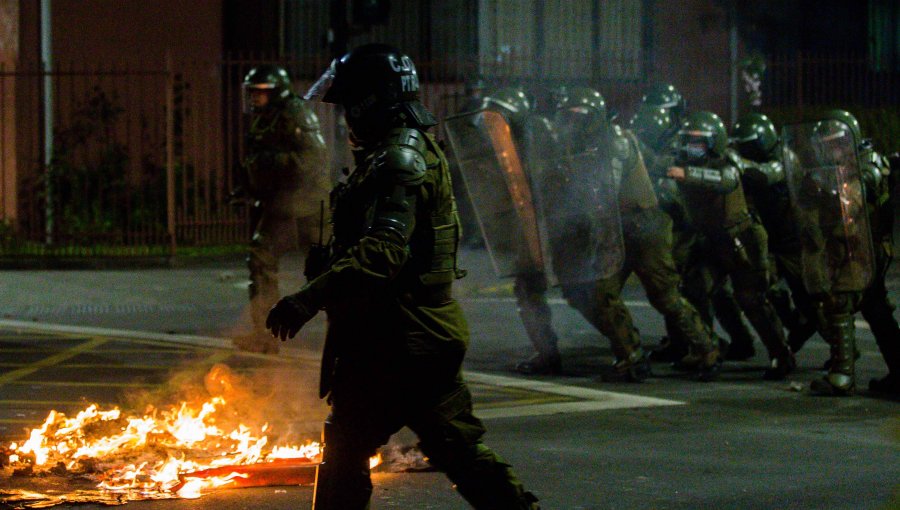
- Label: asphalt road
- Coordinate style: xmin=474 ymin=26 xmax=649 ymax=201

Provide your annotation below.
xmin=0 ymin=247 xmax=898 ymax=509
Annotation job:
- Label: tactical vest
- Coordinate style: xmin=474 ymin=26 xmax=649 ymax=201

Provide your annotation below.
xmin=330 ymin=127 xmax=462 ymax=289
xmin=679 ymin=150 xmax=753 ymax=235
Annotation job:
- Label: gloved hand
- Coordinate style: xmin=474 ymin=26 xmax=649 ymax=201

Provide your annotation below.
xmin=266 ymin=292 xmax=317 ymax=341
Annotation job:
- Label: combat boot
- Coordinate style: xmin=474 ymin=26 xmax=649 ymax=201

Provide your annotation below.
xmin=762 ymin=353 xmax=796 ymax=380
xmin=601 ymin=348 xmax=651 ymax=383
xmin=673 ymin=347 xmax=722 ymax=382
xmin=648 ymin=335 xmax=689 ymax=363
xmin=516 ymin=351 xmax=562 ymax=375
xmin=810 ymin=315 xmax=856 ymax=396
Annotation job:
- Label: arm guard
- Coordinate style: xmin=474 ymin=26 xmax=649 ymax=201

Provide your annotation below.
xmin=290 ymin=129 xmax=429 ymax=310
xmin=683 ymin=165 xmax=741 ymax=193
xmin=742 ymin=160 xmax=785 ymax=188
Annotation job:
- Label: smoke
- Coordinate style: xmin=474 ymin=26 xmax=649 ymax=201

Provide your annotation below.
xmin=122 ymin=361 xmax=327 ymax=446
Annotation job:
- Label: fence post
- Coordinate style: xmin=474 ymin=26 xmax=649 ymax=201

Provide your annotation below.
xmin=165 ymin=52 xmax=176 ymax=258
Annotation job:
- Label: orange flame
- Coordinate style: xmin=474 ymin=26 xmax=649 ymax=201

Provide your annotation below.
xmin=4 ymin=386 xmax=385 ymax=502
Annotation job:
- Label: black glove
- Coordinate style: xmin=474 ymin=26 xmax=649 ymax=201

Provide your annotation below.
xmin=266 ymin=292 xmax=317 ymax=341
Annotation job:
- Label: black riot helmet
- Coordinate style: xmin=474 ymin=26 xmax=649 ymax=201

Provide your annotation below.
xmin=481 ymin=87 xmax=532 ymax=126
xmin=731 ymin=112 xmax=779 ymax=163
xmin=553 ymin=86 xmax=610 ymax=152
xmin=641 ymin=83 xmax=686 ymax=125
xmin=677 ymin=111 xmax=728 ymax=164
xmin=242 ymin=65 xmax=293 ymax=113
xmin=305 ymin=43 xmax=436 ymax=143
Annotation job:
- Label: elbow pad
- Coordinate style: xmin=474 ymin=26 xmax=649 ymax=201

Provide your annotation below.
xmin=368 ymin=183 xmax=418 ymax=245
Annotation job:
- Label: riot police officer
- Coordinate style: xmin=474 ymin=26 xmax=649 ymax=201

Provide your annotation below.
xmin=554 ymin=87 xmax=719 ymax=381
xmin=668 ymin=111 xmax=794 ymax=380
xmin=787 ymin=110 xmax=899 ymax=395
xmin=731 ymin=113 xmax=817 ymax=355
xmin=630 ymin=91 xmax=755 ymax=363
xmin=232 ymin=65 xmax=328 ymax=354
xmin=266 ymin=44 xmax=540 ymax=509
xmin=456 ymin=87 xmax=564 ymax=375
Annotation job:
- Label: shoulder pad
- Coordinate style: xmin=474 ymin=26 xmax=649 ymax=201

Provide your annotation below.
xmin=285 ymin=97 xmax=322 ymax=131
xmin=373 ymin=128 xmax=428 ymax=185
xmin=723 ymin=148 xmax=744 ymax=167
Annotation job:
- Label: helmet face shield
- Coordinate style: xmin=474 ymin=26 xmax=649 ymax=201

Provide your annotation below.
xmin=814 ymin=120 xmax=854 ymax=163
xmin=304 ymin=60 xmax=338 ymax=103
xmin=242 ymin=83 xmax=277 ymax=114
xmin=555 ymin=106 xmax=604 ymax=152
xmin=678 ymin=131 xmax=715 ymax=163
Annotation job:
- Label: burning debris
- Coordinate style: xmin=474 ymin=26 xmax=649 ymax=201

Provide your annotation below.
xmin=0 ymin=363 xmax=393 ymax=507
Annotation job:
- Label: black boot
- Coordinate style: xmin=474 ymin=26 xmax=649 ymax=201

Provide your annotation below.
xmin=762 ymin=352 xmax=796 ymax=380
xmin=601 ymin=348 xmax=651 ymax=382
xmin=648 ymin=336 xmax=689 ymax=362
xmin=516 ymin=351 xmax=562 ymax=375
xmin=673 ymin=347 xmax=722 ymax=382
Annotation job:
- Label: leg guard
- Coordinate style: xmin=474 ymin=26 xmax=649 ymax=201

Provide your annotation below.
xmin=810 ymin=313 xmax=856 ymax=396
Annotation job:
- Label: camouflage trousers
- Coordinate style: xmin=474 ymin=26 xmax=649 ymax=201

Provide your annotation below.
xmin=683 ymin=222 xmax=790 ymax=360
xmin=314 ymin=360 xmax=538 ymax=510
xmin=580 ymin=208 xmax=714 ymax=358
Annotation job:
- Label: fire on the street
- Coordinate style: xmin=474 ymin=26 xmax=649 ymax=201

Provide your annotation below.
xmin=0 ymin=364 xmax=382 ymax=506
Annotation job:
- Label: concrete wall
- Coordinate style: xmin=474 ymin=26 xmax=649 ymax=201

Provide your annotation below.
xmin=52 ymin=0 xmax=222 ymax=65
xmin=0 ymin=0 xmax=18 ymax=223
xmin=648 ymin=0 xmax=733 ymax=123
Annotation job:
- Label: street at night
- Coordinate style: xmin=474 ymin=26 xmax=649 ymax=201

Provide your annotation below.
xmin=1 ymin=249 xmax=897 ymax=509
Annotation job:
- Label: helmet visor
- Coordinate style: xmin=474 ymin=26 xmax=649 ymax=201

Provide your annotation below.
xmin=304 ymin=60 xmax=338 ymax=103
xmin=678 ymin=130 xmax=716 ymax=162
xmin=242 ymin=83 xmax=276 ymax=114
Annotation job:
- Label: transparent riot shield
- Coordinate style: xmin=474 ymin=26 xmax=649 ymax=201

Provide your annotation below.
xmin=443 ymin=110 xmax=544 ymax=277
xmin=532 ymin=148 xmax=625 ymax=285
xmin=782 ymin=121 xmax=875 ymax=294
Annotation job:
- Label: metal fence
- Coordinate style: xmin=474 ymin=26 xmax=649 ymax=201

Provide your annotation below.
xmin=4 ymin=51 xmax=891 ymax=259
xmin=765 ymin=51 xmax=900 ymax=108
xmin=0 ymin=54 xmax=646 ymax=258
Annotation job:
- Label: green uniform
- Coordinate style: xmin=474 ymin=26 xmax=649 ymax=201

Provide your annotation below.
xmin=584 ymin=126 xmax=716 ymax=376
xmin=857 ymin=146 xmax=899 ymax=391
xmin=287 ymin=127 xmax=537 ymax=509
xmin=738 ymin=151 xmax=817 ymax=350
xmin=677 ymin=148 xmax=793 ymax=375
xmin=241 ymin=96 xmax=328 ymax=352
xmin=638 ymin=139 xmax=755 ymax=361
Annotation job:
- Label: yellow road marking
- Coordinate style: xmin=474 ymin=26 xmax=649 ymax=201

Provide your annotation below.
xmin=0 ymin=338 xmax=110 ymax=387
xmin=0 ymin=400 xmax=104 ymax=406
xmin=0 ymin=363 xmax=177 ymax=370
xmin=3 ymin=380 xmax=160 ymax=388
